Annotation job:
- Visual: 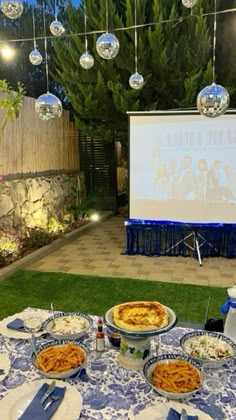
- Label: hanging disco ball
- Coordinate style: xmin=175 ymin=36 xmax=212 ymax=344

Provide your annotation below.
xmin=96 ymin=32 xmax=119 ymax=60
xmin=129 ymin=72 xmax=144 ymax=90
xmin=35 ymin=93 xmax=62 ymax=121
xmin=197 ymin=83 xmax=230 ymax=118
xmin=79 ymin=52 xmax=94 ymax=69
xmin=50 ymin=19 xmax=65 ymax=37
xmin=1 ymin=0 xmax=23 ymax=19
xmin=182 ymin=0 xmax=198 ymax=8
xmin=29 ymin=49 xmax=43 ymax=66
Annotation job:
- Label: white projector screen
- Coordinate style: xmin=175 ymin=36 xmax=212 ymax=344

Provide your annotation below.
xmin=129 ymin=112 xmax=236 ymax=224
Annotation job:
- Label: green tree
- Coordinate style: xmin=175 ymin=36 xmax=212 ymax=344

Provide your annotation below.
xmin=0 ymin=79 xmax=25 ymax=142
xmin=52 ymin=0 xmax=217 ymax=148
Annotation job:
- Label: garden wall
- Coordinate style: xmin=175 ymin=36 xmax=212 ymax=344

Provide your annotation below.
xmin=0 ymin=94 xmax=81 ymax=231
xmin=0 ymin=173 xmax=84 ymax=231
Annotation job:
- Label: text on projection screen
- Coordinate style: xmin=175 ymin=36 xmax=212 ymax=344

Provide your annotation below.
xmin=129 ymin=114 xmax=236 ymax=224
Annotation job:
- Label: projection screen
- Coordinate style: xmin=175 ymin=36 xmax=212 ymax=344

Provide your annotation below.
xmin=129 ymin=112 xmax=236 ymax=224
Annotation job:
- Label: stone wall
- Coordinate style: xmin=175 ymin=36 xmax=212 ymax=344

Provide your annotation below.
xmin=0 ymin=173 xmax=84 ymax=231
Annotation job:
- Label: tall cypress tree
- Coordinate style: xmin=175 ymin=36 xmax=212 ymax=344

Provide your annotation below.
xmin=52 ymin=0 xmax=218 ymax=147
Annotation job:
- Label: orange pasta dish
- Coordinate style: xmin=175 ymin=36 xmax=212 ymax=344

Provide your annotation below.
xmin=152 ymin=360 xmax=201 ymax=393
xmin=37 ymin=343 xmax=86 ymax=373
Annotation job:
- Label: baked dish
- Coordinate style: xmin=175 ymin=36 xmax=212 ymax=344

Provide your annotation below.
xmin=113 ymin=301 xmax=169 ymax=331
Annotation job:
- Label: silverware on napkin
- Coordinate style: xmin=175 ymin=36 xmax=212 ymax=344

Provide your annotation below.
xmin=180 ymin=408 xmax=188 ymax=420
xmin=40 ymin=381 xmax=56 ymax=405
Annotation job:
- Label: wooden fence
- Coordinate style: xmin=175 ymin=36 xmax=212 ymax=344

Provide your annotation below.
xmin=0 ymin=95 xmax=79 ymax=177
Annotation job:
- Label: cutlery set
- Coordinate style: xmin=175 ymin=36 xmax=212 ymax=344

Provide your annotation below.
xmin=40 ymin=381 xmax=58 ymax=411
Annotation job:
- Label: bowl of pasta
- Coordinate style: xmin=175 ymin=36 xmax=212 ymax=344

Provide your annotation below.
xmin=43 ymin=311 xmax=92 ymax=340
xmin=143 ymin=354 xmax=202 ymax=400
xmin=32 ymin=340 xmax=89 ymax=379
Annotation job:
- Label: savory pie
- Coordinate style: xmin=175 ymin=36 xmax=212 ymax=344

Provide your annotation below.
xmin=113 ymin=301 xmax=169 ymax=331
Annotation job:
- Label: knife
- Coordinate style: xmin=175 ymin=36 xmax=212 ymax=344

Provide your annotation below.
xmin=40 ymin=381 xmax=56 ymax=405
xmin=180 ymin=408 xmax=188 ymax=420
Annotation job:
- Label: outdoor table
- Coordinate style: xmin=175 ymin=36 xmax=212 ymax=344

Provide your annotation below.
xmin=0 ymin=308 xmax=236 ymax=419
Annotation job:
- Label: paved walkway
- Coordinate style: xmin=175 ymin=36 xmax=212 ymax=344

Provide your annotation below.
xmin=26 ymin=216 xmax=236 ymax=288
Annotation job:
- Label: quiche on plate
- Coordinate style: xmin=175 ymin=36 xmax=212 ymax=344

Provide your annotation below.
xmin=113 ymin=301 xmax=169 ymax=332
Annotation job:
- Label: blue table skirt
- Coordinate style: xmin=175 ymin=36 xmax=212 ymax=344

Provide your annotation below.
xmin=124 ymin=223 xmax=236 ymax=258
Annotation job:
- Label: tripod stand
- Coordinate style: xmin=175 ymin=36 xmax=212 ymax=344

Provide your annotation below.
xmin=165 ymin=230 xmax=218 ymax=266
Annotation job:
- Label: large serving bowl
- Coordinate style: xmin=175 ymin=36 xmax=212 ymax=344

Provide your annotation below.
xmin=143 ymin=354 xmax=202 ymax=400
xmin=43 ymin=312 xmax=92 ymax=340
xmin=180 ymin=330 xmax=236 ymax=363
xmin=32 ymin=340 xmax=89 ymax=379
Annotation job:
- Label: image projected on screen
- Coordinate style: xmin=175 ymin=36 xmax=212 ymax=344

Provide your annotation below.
xmin=129 ymin=113 xmax=236 ymax=224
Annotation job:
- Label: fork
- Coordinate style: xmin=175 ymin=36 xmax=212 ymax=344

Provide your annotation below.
xmin=43 ymin=394 xmax=60 ymax=410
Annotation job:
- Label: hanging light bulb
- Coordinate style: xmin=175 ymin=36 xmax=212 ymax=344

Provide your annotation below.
xmin=129 ymin=72 xmax=144 ymax=90
xmin=50 ymin=18 xmax=65 ymax=37
xmin=182 ymin=0 xmax=198 ymax=8
xmin=35 ymin=92 xmax=62 ymax=121
xmin=96 ymin=33 xmax=119 ymax=60
xmin=0 ymin=0 xmax=23 ymax=19
xmin=197 ymin=83 xmax=229 ymax=118
xmin=80 ymin=52 xmax=94 ymax=69
xmin=29 ymin=49 xmax=43 ymax=66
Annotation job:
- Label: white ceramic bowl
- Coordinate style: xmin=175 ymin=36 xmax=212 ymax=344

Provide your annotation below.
xmin=43 ymin=311 xmax=92 ymax=341
xmin=32 ymin=340 xmax=89 ymax=379
xmin=180 ymin=330 xmax=236 ymax=363
xmin=143 ymin=354 xmax=202 ymax=400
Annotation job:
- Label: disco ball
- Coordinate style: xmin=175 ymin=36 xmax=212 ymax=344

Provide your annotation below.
xmin=1 ymin=0 xmax=23 ymax=19
xmin=129 ymin=72 xmax=144 ymax=90
xmin=182 ymin=0 xmax=198 ymax=8
xmin=35 ymin=93 xmax=62 ymax=121
xmin=29 ymin=49 xmax=43 ymax=66
xmin=50 ymin=19 xmax=65 ymax=37
xmin=79 ymin=52 xmax=94 ymax=69
xmin=197 ymin=83 xmax=230 ymax=118
xmin=96 ymin=32 xmax=119 ymax=60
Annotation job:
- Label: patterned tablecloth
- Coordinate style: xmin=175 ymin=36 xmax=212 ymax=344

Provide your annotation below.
xmin=0 ymin=308 xmax=236 ymax=420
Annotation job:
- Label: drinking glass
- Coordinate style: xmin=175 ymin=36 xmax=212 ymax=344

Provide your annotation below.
xmin=23 ymin=316 xmax=42 ymax=354
xmin=202 ymin=362 xmax=226 ymax=420
xmin=86 ymin=353 xmax=110 ymax=409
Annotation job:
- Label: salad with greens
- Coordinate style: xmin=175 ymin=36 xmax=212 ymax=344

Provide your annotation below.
xmin=183 ymin=335 xmax=234 ymax=361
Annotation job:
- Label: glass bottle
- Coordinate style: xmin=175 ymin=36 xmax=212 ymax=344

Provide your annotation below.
xmin=96 ymin=318 xmax=105 ymax=352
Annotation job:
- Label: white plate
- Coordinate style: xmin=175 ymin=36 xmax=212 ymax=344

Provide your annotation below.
xmin=0 ymin=353 xmax=11 ymax=382
xmin=133 ymin=402 xmax=213 ymax=420
xmin=0 ymin=379 xmax=82 ymax=420
xmin=0 ymin=310 xmax=51 ymax=339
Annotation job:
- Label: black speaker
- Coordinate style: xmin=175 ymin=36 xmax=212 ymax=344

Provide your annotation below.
xmin=204 ymin=318 xmax=224 ymax=333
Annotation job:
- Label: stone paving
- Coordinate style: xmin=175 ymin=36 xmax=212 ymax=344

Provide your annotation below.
xmin=26 ymin=216 xmax=236 ymax=288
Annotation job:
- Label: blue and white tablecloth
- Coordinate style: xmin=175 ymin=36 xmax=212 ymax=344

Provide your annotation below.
xmin=0 ymin=308 xmax=236 ymax=420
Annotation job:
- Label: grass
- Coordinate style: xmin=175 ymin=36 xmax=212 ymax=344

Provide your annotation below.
xmin=0 ymin=270 xmax=227 ymax=324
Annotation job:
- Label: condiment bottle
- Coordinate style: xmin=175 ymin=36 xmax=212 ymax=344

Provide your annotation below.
xmin=221 ymin=286 xmax=236 ymax=342
xmin=96 ymin=318 xmax=105 ymax=352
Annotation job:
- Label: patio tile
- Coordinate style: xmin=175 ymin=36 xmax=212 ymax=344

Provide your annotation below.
xmin=25 ymin=216 xmax=236 ymax=287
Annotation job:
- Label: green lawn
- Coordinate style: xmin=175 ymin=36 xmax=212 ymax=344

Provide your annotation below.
xmin=0 ymin=270 xmax=227 ymax=324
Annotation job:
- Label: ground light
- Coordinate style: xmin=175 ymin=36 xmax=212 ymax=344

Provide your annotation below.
xmin=90 ymin=213 xmax=100 ymax=222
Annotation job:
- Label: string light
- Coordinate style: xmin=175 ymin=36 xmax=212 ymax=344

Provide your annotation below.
xmin=0 ymin=44 xmax=15 ymax=60
xmin=0 ymin=7 xmax=235 ymax=45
